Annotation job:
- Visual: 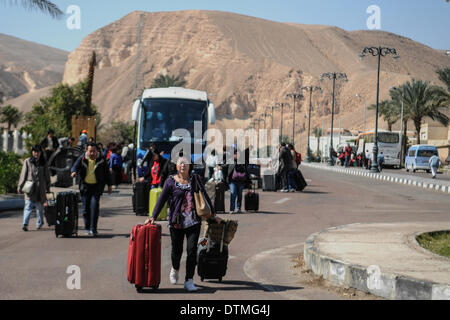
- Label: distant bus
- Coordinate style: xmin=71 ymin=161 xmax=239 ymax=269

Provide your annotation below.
xmin=355 ymin=131 xmax=401 ymax=167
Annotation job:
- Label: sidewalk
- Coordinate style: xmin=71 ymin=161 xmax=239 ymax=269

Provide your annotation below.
xmin=304 ymin=222 xmax=450 ymax=300
xmin=302 ymin=162 xmax=450 ymax=194
xmin=0 ymin=186 xmax=79 ymax=212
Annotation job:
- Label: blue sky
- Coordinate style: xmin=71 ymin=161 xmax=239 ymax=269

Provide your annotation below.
xmin=0 ymin=0 xmax=449 ymax=52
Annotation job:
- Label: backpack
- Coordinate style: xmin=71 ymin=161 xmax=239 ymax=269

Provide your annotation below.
xmin=295 ymin=152 xmax=302 ymax=165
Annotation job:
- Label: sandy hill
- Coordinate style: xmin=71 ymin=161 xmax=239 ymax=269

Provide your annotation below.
xmin=12 ymin=10 xmax=450 ymax=149
xmin=0 ymin=33 xmax=68 ymax=103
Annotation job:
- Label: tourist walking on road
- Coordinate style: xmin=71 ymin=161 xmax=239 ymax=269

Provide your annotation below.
xmin=18 ymin=145 xmax=50 ymax=231
xmin=227 ymin=150 xmax=250 ymax=213
xmin=377 ymin=152 xmax=385 ymax=172
xmin=278 ymin=143 xmax=293 ymax=192
xmin=71 ymin=143 xmax=112 ymax=237
xmin=344 ymin=143 xmax=352 ymax=168
xmin=40 ymin=129 xmax=59 ymax=163
xmin=146 ymin=156 xmax=220 ymax=292
xmin=429 ymin=154 xmax=441 ymax=179
xmin=287 ymin=144 xmax=298 ymax=192
xmin=109 ymin=146 xmax=123 ymax=189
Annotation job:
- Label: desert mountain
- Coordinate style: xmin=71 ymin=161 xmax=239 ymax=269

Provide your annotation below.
xmin=21 ymin=11 xmax=450 ymax=148
xmin=0 ymin=33 xmax=68 ymax=103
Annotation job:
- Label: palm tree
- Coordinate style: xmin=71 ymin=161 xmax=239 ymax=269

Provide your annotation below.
xmin=150 ymin=74 xmax=187 ymax=88
xmin=312 ymin=127 xmax=323 ymax=157
xmin=85 ymin=51 xmax=96 ymax=113
xmin=368 ymin=100 xmax=401 ymax=131
xmin=437 ymin=67 xmax=450 ymax=92
xmin=4 ymin=0 xmax=63 ymax=18
xmin=401 ymin=79 xmax=449 ymax=144
xmin=0 ymin=105 xmax=23 ymax=131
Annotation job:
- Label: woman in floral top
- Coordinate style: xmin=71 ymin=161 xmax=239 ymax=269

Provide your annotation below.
xmin=146 ymin=156 xmax=220 ymax=292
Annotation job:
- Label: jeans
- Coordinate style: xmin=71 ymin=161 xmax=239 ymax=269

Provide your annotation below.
xmin=229 ymin=182 xmax=245 ymax=212
xmin=170 ymin=223 xmax=201 ymax=281
xmin=288 ymin=169 xmax=297 ymax=191
xmin=344 ymin=156 xmax=350 ymax=167
xmin=81 ymin=184 xmax=101 ymax=233
xmin=23 ymin=200 xmax=44 ymax=228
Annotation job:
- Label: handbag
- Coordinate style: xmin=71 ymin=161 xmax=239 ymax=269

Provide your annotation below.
xmin=21 ymin=181 xmax=34 ymax=194
xmin=193 ymin=175 xmax=213 ymax=220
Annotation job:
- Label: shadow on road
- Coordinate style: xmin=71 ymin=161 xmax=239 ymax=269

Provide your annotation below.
xmin=135 ymin=280 xmax=303 ymax=294
xmin=301 ymin=190 xmax=329 ymax=194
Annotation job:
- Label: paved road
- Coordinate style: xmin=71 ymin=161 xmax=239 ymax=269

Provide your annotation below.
xmin=1 ymin=166 xmax=449 ymax=300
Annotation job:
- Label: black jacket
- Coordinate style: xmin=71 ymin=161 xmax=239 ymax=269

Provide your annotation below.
xmin=143 ymin=157 xmax=168 ymax=185
xmin=40 ymin=136 xmax=59 ymax=151
xmin=71 ymin=154 xmax=112 ymax=192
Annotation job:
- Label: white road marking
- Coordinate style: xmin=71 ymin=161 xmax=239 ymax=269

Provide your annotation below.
xmin=274 ymin=198 xmax=291 ymax=204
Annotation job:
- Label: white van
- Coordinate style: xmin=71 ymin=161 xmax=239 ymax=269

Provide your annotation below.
xmin=405 ymin=145 xmax=438 ymax=173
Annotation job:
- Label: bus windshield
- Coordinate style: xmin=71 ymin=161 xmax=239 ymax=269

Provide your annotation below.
xmin=140 ymin=98 xmax=207 ymax=146
xmin=378 ymin=132 xmax=399 ymax=144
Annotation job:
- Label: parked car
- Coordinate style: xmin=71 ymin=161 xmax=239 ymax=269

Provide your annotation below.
xmin=405 ymin=145 xmax=438 ymax=173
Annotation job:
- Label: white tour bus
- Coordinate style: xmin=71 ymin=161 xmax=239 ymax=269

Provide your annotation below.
xmin=356 ymin=131 xmax=401 ymax=167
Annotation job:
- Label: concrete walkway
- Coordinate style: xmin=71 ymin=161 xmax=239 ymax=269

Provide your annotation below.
xmin=302 ymin=163 xmax=450 ymax=194
xmin=304 ymin=222 xmax=450 ymax=300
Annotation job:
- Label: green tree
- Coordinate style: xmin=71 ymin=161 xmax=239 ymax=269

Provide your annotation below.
xmin=22 ymin=81 xmax=98 ymax=150
xmin=0 ymin=151 xmax=22 ymax=194
xmin=368 ymin=100 xmax=401 ymax=131
xmin=86 ymin=51 xmax=97 ymax=110
xmin=400 ymin=79 xmax=449 ymax=144
xmin=150 ymin=74 xmax=187 ymax=88
xmin=97 ymin=121 xmax=134 ymax=145
xmin=0 ymin=105 xmax=23 ymax=131
xmin=3 ymin=0 xmax=64 ymax=18
xmin=437 ymin=67 xmax=450 ymax=92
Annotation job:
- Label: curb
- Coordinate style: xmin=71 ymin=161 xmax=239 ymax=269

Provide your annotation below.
xmin=303 ymin=224 xmax=450 ymax=300
xmin=302 ymin=163 xmax=450 ymax=195
xmin=0 ymin=197 xmax=24 ymax=212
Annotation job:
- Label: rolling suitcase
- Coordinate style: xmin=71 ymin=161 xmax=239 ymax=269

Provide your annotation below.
xmin=262 ymin=172 xmax=277 ymax=191
xmin=133 ymin=182 xmax=150 ymax=216
xmin=295 ymin=169 xmax=307 ymax=192
xmin=245 ymin=181 xmax=259 ymax=212
xmin=214 ymin=181 xmax=226 ymax=213
xmin=149 ymin=187 xmax=168 ymax=220
xmin=44 ymin=192 xmax=57 ymax=227
xmin=197 ymin=221 xmax=228 ymax=282
xmin=127 ymin=223 xmax=162 ymax=292
xmin=55 ymin=192 xmax=78 ymax=238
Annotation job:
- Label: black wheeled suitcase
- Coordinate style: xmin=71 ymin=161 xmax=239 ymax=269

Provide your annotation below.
xmin=295 ymin=169 xmax=307 ymax=192
xmin=214 ymin=181 xmax=226 ymax=213
xmin=197 ymin=222 xmax=228 ymax=282
xmin=55 ymin=192 xmax=78 ymax=238
xmin=44 ymin=192 xmax=57 ymax=226
xmin=133 ymin=182 xmax=150 ymax=216
xmin=245 ymin=180 xmax=259 ymax=212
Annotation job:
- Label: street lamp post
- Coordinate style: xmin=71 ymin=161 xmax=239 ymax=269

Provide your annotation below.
xmin=286 ymin=93 xmax=303 ymax=147
xmin=391 ymin=86 xmax=405 ymax=168
xmin=360 ymin=46 xmax=399 ymax=173
xmin=301 ymin=85 xmax=322 ymax=163
xmin=320 ymin=72 xmax=348 ymax=166
xmin=276 ymin=102 xmax=289 ymax=143
xmin=355 ymin=93 xmax=367 ymax=133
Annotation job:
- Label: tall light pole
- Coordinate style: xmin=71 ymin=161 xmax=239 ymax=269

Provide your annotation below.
xmin=276 ymin=102 xmax=289 ymax=143
xmin=391 ymin=86 xmax=405 ymax=168
xmin=355 ymin=93 xmax=367 ymax=133
xmin=301 ymin=85 xmax=322 ymax=162
xmin=320 ymin=72 xmax=348 ymax=166
xmin=360 ymin=46 xmax=399 ymax=173
xmin=286 ymin=93 xmax=303 ymax=147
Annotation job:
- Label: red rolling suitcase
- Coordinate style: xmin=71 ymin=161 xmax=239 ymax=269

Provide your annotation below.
xmin=127 ymin=223 xmax=162 ymax=292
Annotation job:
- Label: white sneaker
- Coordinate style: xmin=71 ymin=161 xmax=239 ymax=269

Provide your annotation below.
xmin=184 ymin=279 xmax=198 ymax=292
xmin=169 ymin=268 xmax=179 ymax=285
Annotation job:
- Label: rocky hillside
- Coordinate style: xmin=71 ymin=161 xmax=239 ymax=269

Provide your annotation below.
xmin=0 ymin=33 xmax=68 ymax=103
xmin=32 ymin=11 xmax=450 ymax=147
